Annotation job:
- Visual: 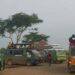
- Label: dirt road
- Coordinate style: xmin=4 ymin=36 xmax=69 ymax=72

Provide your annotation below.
xmin=0 ymin=63 xmax=75 ymax=75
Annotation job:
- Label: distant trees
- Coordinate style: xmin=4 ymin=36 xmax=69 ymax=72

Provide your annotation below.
xmin=0 ymin=12 xmax=43 ymax=43
xmin=22 ymin=31 xmax=50 ymax=50
xmin=22 ymin=32 xmax=49 ymax=44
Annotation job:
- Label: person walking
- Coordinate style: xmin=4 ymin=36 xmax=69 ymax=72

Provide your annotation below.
xmin=48 ymin=51 xmax=52 ymax=66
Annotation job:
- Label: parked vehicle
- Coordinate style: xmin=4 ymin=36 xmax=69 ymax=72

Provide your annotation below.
xmin=56 ymin=49 xmax=67 ymax=63
xmin=4 ymin=48 xmax=41 ymax=67
xmin=42 ymin=48 xmax=67 ymax=63
xmin=67 ymin=47 xmax=75 ymax=73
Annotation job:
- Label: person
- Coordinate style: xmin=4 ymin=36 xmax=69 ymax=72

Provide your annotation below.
xmin=69 ymin=34 xmax=75 ymax=47
xmin=8 ymin=42 xmax=13 ymax=48
xmin=0 ymin=54 xmax=5 ymax=71
xmin=26 ymin=52 xmax=32 ymax=59
xmin=48 ymin=51 xmax=52 ymax=66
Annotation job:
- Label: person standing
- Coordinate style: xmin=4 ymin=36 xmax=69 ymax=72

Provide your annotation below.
xmin=69 ymin=34 xmax=75 ymax=47
xmin=48 ymin=51 xmax=52 ymax=66
xmin=8 ymin=42 xmax=13 ymax=48
xmin=0 ymin=54 xmax=5 ymax=71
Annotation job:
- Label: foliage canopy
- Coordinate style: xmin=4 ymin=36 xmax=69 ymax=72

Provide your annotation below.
xmin=0 ymin=12 xmax=43 ymax=43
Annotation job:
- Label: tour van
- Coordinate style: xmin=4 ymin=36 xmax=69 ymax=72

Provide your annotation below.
xmin=4 ymin=48 xmax=41 ymax=67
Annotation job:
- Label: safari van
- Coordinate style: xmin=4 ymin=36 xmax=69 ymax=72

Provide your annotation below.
xmin=4 ymin=48 xmax=41 ymax=67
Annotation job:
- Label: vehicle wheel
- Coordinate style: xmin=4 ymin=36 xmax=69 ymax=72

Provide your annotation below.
xmin=26 ymin=60 xmax=32 ymax=66
xmin=68 ymin=64 xmax=73 ymax=73
xmin=0 ymin=67 xmax=4 ymax=71
xmin=68 ymin=68 xmax=74 ymax=73
xmin=7 ymin=60 xmax=12 ymax=68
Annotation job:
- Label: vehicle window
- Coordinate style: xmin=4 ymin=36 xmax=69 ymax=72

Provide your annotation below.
xmin=13 ymin=50 xmax=23 ymax=55
xmin=4 ymin=50 xmax=13 ymax=55
xmin=57 ymin=50 xmax=65 ymax=55
xmin=10 ymin=50 xmax=13 ymax=55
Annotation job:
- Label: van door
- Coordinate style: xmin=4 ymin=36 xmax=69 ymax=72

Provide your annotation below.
xmin=13 ymin=50 xmax=25 ymax=65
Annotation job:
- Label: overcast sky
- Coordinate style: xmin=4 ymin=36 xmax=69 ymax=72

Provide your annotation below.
xmin=0 ymin=0 xmax=75 ymax=49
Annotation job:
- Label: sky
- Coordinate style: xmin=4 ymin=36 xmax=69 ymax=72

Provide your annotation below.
xmin=0 ymin=0 xmax=75 ymax=49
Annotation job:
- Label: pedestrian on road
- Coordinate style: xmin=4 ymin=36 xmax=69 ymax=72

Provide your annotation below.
xmin=48 ymin=51 xmax=52 ymax=66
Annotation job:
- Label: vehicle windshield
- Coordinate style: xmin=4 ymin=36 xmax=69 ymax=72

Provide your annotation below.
xmin=70 ymin=47 xmax=75 ymax=56
xmin=57 ymin=50 xmax=66 ymax=55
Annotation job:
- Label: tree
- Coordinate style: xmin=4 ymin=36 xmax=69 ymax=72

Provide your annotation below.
xmin=22 ymin=32 xmax=50 ymax=50
xmin=0 ymin=12 xmax=43 ymax=43
xmin=22 ymin=32 xmax=50 ymax=44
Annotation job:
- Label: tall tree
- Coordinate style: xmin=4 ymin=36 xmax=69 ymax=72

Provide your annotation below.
xmin=0 ymin=12 xmax=43 ymax=43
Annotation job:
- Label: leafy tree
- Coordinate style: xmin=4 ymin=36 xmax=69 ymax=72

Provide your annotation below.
xmin=22 ymin=32 xmax=50 ymax=44
xmin=0 ymin=12 xmax=43 ymax=43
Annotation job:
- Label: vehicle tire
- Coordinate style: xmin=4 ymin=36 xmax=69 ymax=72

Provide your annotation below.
xmin=68 ymin=64 xmax=74 ymax=73
xmin=26 ymin=60 xmax=32 ymax=66
xmin=0 ymin=67 xmax=4 ymax=71
xmin=7 ymin=60 xmax=12 ymax=68
xmin=68 ymin=67 xmax=74 ymax=73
